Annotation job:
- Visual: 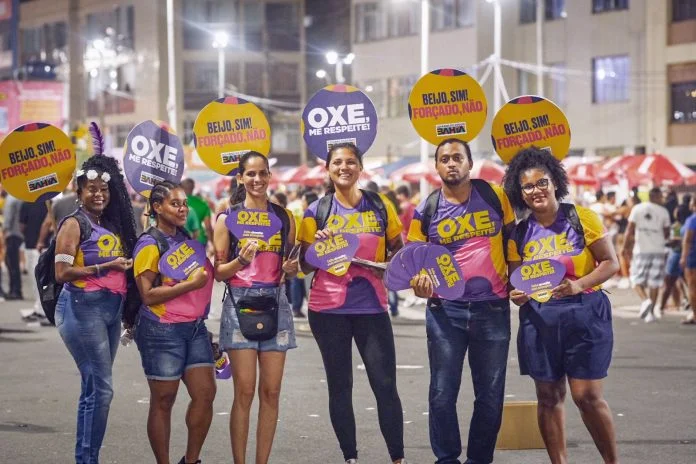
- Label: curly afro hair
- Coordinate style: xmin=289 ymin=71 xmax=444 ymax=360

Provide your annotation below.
xmin=76 ymin=155 xmax=138 ymax=257
xmin=502 ymin=146 xmax=570 ymax=212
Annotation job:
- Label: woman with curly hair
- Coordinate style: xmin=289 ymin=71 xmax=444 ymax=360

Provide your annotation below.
xmin=54 ymin=143 xmax=138 ymax=463
xmin=503 ymin=147 xmax=619 ymax=464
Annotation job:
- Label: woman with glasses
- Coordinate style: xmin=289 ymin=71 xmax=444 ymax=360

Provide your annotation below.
xmin=503 ymin=147 xmax=620 ymax=464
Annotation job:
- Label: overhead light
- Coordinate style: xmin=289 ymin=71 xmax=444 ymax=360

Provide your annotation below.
xmin=89 ymin=68 xmax=98 ymax=78
xmin=325 ymin=50 xmax=338 ymax=65
xmin=110 ymin=81 xmax=118 ymax=90
xmin=343 ymin=53 xmax=355 ymax=65
xmin=316 ymin=69 xmax=327 ymax=79
xmin=212 ymin=31 xmax=229 ymax=49
xmin=365 ymin=85 xmax=374 ymax=92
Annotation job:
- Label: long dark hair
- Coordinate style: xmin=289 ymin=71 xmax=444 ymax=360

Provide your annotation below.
xmin=231 ymin=151 xmax=270 ymax=205
xmin=325 ymin=142 xmax=363 ymax=194
xmin=76 ymin=155 xmax=137 ymax=257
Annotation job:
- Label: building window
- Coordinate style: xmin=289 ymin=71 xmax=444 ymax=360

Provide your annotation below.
xmin=355 ymin=2 xmax=384 ymax=42
xmin=431 ymin=0 xmax=474 ymax=31
xmin=182 ymin=0 xmax=237 ymax=50
xmin=593 ymin=0 xmax=629 ymax=14
xmin=362 ymin=79 xmax=387 ymax=118
xmin=243 ymin=2 xmax=264 ymax=51
xmin=388 ymin=75 xmax=418 ymax=118
xmin=271 ymin=121 xmax=300 ymax=153
xmin=269 ymin=62 xmax=299 ymax=97
xmin=517 ymin=69 xmax=530 ymax=95
xmin=671 ymin=81 xmax=696 ymax=124
xmin=388 ymin=1 xmax=419 ymax=37
xmin=245 ymin=62 xmax=264 ymax=96
xmin=673 ymin=0 xmax=696 ymax=22
xmin=520 ymin=0 xmax=566 ymax=24
xmin=266 ymin=3 xmax=300 ymax=51
xmin=86 ymin=5 xmax=134 ymax=49
xmin=592 ymin=55 xmax=630 ymax=103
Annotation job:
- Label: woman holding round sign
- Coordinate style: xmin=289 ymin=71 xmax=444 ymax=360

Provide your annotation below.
xmin=132 ymin=181 xmax=216 ymax=464
xmin=298 ymin=142 xmax=408 ymax=464
xmin=53 ymin=149 xmax=138 ymax=464
xmin=503 ymin=147 xmax=620 ymax=464
xmin=212 ymin=151 xmax=298 ymax=464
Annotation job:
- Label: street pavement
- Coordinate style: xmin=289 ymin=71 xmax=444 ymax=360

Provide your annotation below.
xmin=1 ymin=282 xmax=695 ymax=463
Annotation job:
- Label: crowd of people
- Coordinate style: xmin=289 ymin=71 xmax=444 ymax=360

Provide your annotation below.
xmin=2 ymin=139 xmax=695 ymax=464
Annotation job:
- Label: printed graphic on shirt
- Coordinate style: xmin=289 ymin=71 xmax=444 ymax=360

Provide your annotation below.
xmin=407 ymin=183 xmax=514 ymax=301
xmin=299 ymin=194 xmax=401 ymax=314
xmin=69 ymin=217 xmax=127 ymax=294
xmin=134 ymin=232 xmax=214 ymax=323
xmin=507 ymin=205 xmax=606 ymax=291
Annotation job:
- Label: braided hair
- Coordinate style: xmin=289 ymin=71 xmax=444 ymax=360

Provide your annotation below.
xmin=148 ymin=181 xmax=179 ymax=219
xmin=231 ymin=151 xmax=269 ymax=205
xmin=76 ymin=156 xmax=138 ymax=257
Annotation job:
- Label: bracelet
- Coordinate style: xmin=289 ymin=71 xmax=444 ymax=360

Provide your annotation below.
xmin=95 ymin=264 xmax=100 ymax=275
xmin=237 ymin=256 xmax=250 ymax=267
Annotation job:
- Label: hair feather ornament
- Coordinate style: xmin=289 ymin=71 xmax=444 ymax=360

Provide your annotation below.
xmin=88 ymin=121 xmax=105 ymax=156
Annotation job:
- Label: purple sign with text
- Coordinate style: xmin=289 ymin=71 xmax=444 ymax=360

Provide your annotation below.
xmin=421 ymin=245 xmax=466 ymax=300
xmin=384 ymin=243 xmax=424 ymax=291
xmin=302 ymin=84 xmax=378 ymax=160
xmin=225 ymin=209 xmax=283 ymax=243
xmin=158 ymin=240 xmax=208 ymax=281
xmin=305 ymin=233 xmax=360 ymax=277
xmin=510 ymin=258 xmax=566 ymax=302
xmin=123 ymin=120 xmax=185 ymax=198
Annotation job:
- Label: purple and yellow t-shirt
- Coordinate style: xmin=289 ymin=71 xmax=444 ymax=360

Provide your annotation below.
xmin=408 ymin=183 xmax=515 ymax=301
xmin=299 ymin=194 xmax=402 ymax=314
xmin=507 ymin=205 xmax=606 ymax=292
xmin=222 ymin=207 xmax=293 ymax=288
xmin=133 ymin=231 xmax=214 ymax=323
xmin=66 ymin=216 xmax=127 ymax=295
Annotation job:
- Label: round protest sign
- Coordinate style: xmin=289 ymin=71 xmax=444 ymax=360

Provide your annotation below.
xmin=491 ymin=96 xmax=571 ymax=164
xmin=158 ymin=240 xmax=208 ymax=281
xmin=421 ymin=245 xmax=466 ymax=300
xmin=193 ymin=97 xmax=271 ymax=176
xmin=225 ymin=208 xmax=283 ymax=243
xmin=408 ymin=69 xmax=487 ymax=145
xmin=0 ymin=123 xmax=76 ymax=202
xmin=302 ymin=84 xmax=378 ymax=160
xmin=123 ymin=120 xmax=185 ymax=198
xmin=509 ymin=258 xmax=566 ymax=303
xmin=305 ymin=233 xmax=360 ymax=277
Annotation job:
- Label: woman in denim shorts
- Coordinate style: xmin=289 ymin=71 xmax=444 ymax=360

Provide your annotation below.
xmin=213 ymin=152 xmax=298 ymax=464
xmin=504 ymin=148 xmax=620 ymax=464
xmin=54 ymin=154 xmax=137 ymax=463
xmin=133 ymin=182 xmax=216 ymax=464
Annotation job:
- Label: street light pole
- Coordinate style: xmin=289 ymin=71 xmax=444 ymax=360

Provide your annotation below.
xmin=166 ymin=0 xmax=178 ymax=132
xmin=419 ymin=0 xmax=430 ymax=197
xmin=325 ymin=51 xmax=354 ymax=84
xmin=213 ymin=32 xmax=229 ymax=99
xmin=536 ymin=0 xmax=544 ymax=96
xmin=492 ymin=0 xmax=501 ymax=112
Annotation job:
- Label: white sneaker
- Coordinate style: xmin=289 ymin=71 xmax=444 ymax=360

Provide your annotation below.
xmin=617 ymin=278 xmax=631 ymax=289
xmin=653 ymin=306 xmax=663 ymax=320
xmin=639 ymin=300 xmax=654 ymax=319
xmin=345 ymin=460 xmax=358 ymax=464
xmin=644 ymin=312 xmax=656 ymax=323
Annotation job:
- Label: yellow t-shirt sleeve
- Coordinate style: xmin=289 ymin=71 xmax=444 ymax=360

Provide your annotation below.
xmin=380 ymin=193 xmax=403 ymax=241
xmin=492 ymin=184 xmax=516 ymax=226
xmin=134 ymin=243 xmax=160 ymax=278
xmin=407 ymin=209 xmax=427 ymax=242
xmin=507 ymin=236 xmax=522 ymax=262
xmin=577 ymin=206 xmax=607 ymax=247
xmin=298 ymin=213 xmax=318 ymax=245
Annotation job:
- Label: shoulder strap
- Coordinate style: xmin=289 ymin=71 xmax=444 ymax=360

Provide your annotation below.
xmin=471 ymin=178 xmax=503 ymax=220
xmin=314 ymin=193 xmax=334 ymax=231
xmin=361 ymin=190 xmax=389 ymax=232
xmin=420 ymin=189 xmax=441 ymax=239
xmin=226 ymin=203 xmax=245 ymax=261
xmin=72 ymin=213 xmax=92 ymax=243
xmin=511 ymin=217 xmax=530 ymax=261
xmin=143 ymin=226 xmax=171 ymax=256
xmin=269 ymin=202 xmax=291 ymax=259
xmin=560 ymin=203 xmax=585 ymax=248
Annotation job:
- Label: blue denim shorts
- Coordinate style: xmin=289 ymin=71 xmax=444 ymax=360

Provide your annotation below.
xmin=665 ymin=249 xmax=683 ymax=277
xmin=518 ymin=291 xmax=613 ymax=382
xmin=135 ymin=315 xmax=214 ymax=381
xmin=220 ymin=286 xmax=297 ymax=352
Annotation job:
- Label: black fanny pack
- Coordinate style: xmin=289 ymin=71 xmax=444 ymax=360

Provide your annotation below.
xmin=228 ymin=288 xmax=280 ymax=341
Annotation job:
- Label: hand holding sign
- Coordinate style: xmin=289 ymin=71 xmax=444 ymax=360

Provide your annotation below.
xmin=305 ymin=233 xmax=360 ymax=277
xmin=509 ymin=259 xmax=566 ymax=303
xmin=225 ymin=209 xmax=283 ymax=242
xmin=159 ymin=240 xmax=209 ymax=281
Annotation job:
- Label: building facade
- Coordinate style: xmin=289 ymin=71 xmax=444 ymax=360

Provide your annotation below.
xmin=351 ymin=0 xmax=696 ymax=165
xmin=17 ymin=0 xmax=305 ymax=167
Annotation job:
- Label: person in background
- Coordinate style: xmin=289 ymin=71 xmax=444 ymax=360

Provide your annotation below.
xmin=364 ymin=181 xmax=379 ymax=193
xmin=658 ymin=194 xmax=692 ymax=315
xmin=384 ymin=190 xmax=402 ymax=318
xmin=131 ymin=193 xmax=147 ymax=236
xmin=36 ymin=183 xmax=78 ymax=252
xmin=134 ymin=182 xmax=216 ymax=464
xmin=3 ymin=194 xmax=24 ymax=300
xmin=395 ymin=185 xmax=415 ymax=243
xmin=182 ymin=178 xmax=213 ymax=249
xmin=622 ymin=187 xmax=670 ymax=322
xmin=289 ymin=191 xmax=318 ymax=318
xmin=19 ymin=200 xmax=48 ymax=321
xmin=679 ymin=196 xmax=696 ymax=324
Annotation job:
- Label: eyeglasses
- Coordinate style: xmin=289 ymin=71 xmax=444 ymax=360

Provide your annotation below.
xmin=521 ymin=178 xmax=551 ymax=194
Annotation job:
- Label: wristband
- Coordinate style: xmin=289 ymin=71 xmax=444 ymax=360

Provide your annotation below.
xmin=95 ymin=264 xmax=100 ymax=275
xmin=237 ymin=256 xmax=250 ymax=266
xmin=55 ymin=253 xmax=75 ymax=265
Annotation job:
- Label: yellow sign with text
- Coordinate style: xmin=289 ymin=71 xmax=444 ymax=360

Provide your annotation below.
xmin=0 ymin=123 xmax=76 ymax=202
xmin=408 ymin=69 xmax=487 ymax=145
xmin=491 ymin=96 xmax=571 ymax=164
xmin=193 ymin=97 xmax=271 ymax=176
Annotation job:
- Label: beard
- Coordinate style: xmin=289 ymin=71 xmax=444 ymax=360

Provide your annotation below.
xmin=441 ymin=172 xmax=469 ymax=187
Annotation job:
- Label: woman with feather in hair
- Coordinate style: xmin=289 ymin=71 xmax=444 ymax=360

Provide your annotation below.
xmin=53 ymin=123 xmax=138 ymax=464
